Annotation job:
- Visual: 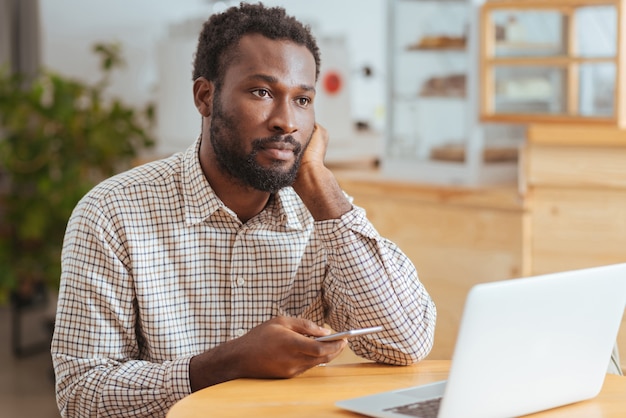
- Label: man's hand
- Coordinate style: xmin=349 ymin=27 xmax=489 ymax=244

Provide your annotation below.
xmin=298 ymin=123 xmax=329 ymax=172
xmin=189 ymin=317 xmax=347 ymax=391
xmin=292 ymin=124 xmax=352 ymax=220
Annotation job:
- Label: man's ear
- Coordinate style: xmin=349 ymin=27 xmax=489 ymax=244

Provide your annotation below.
xmin=193 ymin=77 xmax=214 ymax=117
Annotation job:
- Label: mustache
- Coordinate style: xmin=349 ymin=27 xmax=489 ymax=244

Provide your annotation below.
xmin=251 ymin=135 xmax=302 ymax=155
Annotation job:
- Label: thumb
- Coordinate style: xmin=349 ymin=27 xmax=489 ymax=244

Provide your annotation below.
xmin=287 ymin=317 xmax=331 ymax=338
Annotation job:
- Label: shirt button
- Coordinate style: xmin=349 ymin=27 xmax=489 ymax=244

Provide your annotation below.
xmin=237 ymin=277 xmax=245 ymax=286
xmin=235 ymin=328 xmax=245 ymax=337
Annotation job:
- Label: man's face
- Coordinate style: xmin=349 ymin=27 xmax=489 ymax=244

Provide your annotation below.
xmin=207 ymin=34 xmax=317 ymax=193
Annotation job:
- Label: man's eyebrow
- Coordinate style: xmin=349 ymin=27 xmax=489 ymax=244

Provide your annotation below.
xmin=248 ymin=74 xmax=316 ymax=92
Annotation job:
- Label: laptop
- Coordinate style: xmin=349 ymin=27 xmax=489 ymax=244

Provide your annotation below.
xmin=336 ymin=263 xmax=626 ymax=418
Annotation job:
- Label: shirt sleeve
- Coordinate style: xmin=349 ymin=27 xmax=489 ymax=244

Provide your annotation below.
xmin=51 ymin=197 xmax=191 ymax=418
xmin=314 ymin=205 xmax=437 ymax=365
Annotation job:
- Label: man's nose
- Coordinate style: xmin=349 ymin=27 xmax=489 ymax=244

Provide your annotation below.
xmin=268 ymin=99 xmax=297 ymax=134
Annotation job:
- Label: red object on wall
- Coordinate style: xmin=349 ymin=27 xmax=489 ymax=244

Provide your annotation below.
xmin=323 ymin=71 xmax=342 ymax=95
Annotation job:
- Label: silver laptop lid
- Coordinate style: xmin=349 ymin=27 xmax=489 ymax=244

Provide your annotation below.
xmin=439 ymin=263 xmax=626 ymax=418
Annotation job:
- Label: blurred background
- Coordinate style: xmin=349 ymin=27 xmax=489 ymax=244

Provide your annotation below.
xmin=40 ymin=0 xmax=387 ymax=158
xmin=1 ymin=1 xmax=625 ymax=416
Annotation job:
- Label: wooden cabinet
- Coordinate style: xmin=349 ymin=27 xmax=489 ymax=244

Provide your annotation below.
xmin=522 ymin=138 xmax=626 ymax=276
xmin=522 ymin=125 xmax=626 ymax=371
xmin=479 ymin=0 xmax=626 ymax=126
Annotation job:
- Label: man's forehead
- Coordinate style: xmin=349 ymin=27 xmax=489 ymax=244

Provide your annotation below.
xmin=223 ymin=34 xmax=317 ymax=83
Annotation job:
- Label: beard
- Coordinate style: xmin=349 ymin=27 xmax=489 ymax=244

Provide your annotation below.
xmin=209 ymin=95 xmax=310 ymax=193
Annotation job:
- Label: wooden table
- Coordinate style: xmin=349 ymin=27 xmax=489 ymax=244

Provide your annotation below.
xmin=167 ymin=360 xmax=626 ymax=418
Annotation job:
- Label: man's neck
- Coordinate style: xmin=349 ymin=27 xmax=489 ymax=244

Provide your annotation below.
xmin=216 ymin=183 xmax=271 ymax=224
xmin=200 ymin=157 xmax=270 ymax=224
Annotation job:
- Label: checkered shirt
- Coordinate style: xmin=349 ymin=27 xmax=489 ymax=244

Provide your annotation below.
xmin=51 ymin=137 xmax=436 ymax=417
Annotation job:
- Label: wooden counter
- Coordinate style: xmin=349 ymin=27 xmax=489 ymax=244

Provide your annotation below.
xmin=334 ymin=157 xmax=625 ymax=371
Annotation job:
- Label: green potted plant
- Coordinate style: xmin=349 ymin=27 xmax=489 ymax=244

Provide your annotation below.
xmin=0 ymin=42 xmax=155 ymax=352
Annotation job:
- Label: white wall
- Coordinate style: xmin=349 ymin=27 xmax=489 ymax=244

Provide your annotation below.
xmin=41 ymin=0 xmax=209 ymax=106
xmin=40 ymin=0 xmax=386 ymax=154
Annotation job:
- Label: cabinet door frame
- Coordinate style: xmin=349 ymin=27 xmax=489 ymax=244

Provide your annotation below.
xmin=479 ymin=0 xmax=626 ymax=127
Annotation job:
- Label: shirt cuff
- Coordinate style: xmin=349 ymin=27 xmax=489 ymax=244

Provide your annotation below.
xmin=314 ymin=206 xmax=379 ymax=247
xmin=167 ymin=355 xmax=194 ymax=405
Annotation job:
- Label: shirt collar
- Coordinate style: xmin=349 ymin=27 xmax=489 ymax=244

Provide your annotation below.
xmin=261 ymin=187 xmax=307 ymax=231
xmin=182 ymin=137 xmax=223 ymax=225
xmin=182 ymin=137 xmax=306 ymax=231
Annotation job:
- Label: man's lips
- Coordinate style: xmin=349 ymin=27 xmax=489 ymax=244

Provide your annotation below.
xmin=263 ymin=142 xmax=295 ymax=151
xmin=258 ymin=141 xmax=296 ymax=161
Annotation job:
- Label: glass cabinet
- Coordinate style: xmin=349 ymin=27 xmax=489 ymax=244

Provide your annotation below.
xmin=479 ymin=0 xmax=625 ymax=126
xmin=383 ymin=0 xmax=521 ymax=186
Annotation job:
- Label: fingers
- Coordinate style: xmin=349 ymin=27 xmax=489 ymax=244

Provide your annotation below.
xmin=256 ymin=317 xmax=347 ymax=372
xmin=300 ymin=123 xmax=329 ymax=166
xmin=280 ymin=338 xmax=347 ymax=377
xmin=274 ymin=317 xmax=348 ymax=362
xmin=281 ymin=316 xmax=331 ymax=338
xmin=311 ymin=123 xmax=329 ymax=150
xmin=313 ymin=123 xmax=328 ymax=140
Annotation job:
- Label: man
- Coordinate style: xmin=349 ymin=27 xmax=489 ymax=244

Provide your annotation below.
xmin=51 ymin=3 xmax=436 ymax=417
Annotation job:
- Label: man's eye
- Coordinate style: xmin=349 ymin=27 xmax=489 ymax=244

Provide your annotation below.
xmin=252 ymin=89 xmax=270 ymax=98
xmin=297 ymin=97 xmax=311 ymax=107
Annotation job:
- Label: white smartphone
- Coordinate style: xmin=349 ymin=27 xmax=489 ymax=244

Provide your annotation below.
xmin=314 ymin=325 xmax=384 ymax=342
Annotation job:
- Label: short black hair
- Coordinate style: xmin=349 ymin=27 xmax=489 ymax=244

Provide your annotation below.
xmin=192 ymin=2 xmax=321 ymax=85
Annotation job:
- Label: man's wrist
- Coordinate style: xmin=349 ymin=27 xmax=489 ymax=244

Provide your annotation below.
xmin=293 ymin=166 xmax=352 ymax=221
xmin=189 ymin=343 xmax=241 ymax=391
